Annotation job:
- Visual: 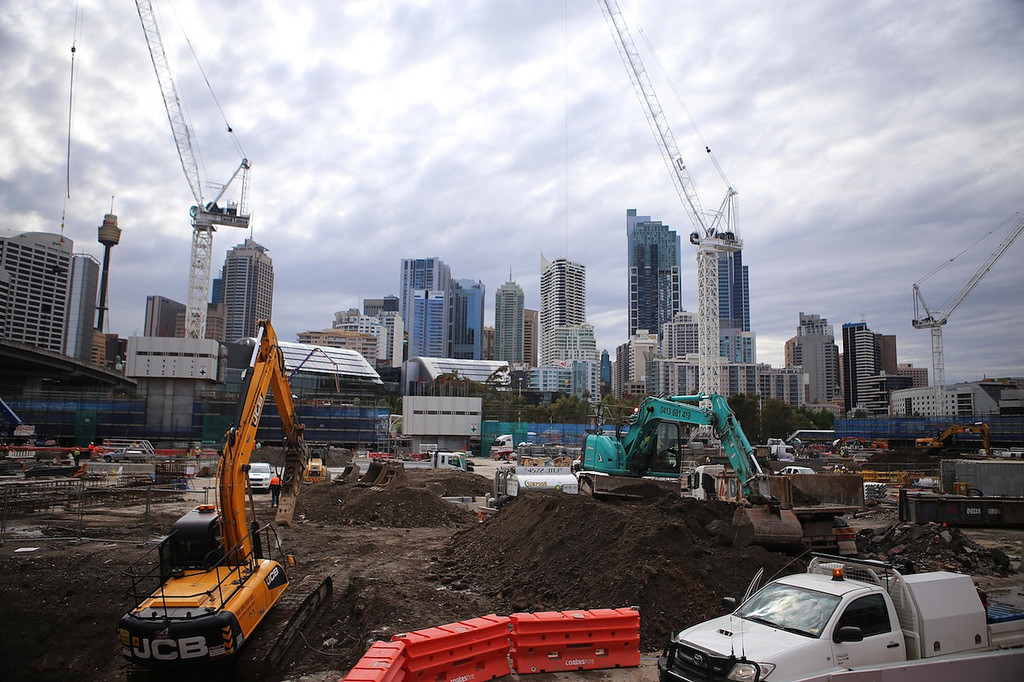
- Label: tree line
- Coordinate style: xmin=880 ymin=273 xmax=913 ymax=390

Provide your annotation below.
xmin=422 ymin=370 xmax=835 ymax=444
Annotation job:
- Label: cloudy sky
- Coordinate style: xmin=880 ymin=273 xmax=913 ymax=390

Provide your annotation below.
xmin=2 ymin=0 xmax=1022 ymax=384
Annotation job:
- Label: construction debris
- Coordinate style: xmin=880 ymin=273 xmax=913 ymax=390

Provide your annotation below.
xmin=856 ymin=521 xmax=1019 ymax=576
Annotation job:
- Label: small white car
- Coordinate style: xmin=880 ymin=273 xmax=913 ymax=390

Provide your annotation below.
xmin=248 ymin=462 xmax=273 ymax=492
xmin=779 ymin=465 xmax=816 ymax=475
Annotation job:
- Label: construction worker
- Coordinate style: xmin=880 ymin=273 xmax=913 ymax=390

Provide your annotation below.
xmin=269 ymin=471 xmax=282 ymax=507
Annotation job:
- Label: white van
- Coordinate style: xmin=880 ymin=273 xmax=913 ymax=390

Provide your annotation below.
xmin=779 ymin=465 xmax=815 ymax=475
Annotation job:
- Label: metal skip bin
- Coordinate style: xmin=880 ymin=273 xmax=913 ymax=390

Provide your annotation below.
xmin=899 ymin=489 xmax=1024 ymax=527
xmin=509 ymin=607 xmax=640 ymax=674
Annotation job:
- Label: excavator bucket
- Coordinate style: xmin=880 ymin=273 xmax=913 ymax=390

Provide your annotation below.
xmin=357 ymin=460 xmax=408 ymax=489
xmin=338 ymin=464 xmax=361 ymax=485
xmin=732 ymin=505 xmax=804 ymax=550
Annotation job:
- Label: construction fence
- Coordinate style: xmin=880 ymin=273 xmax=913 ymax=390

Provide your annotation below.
xmin=0 ymin=465 xmax=212 ymax=545
xmin=480 ymin=421 xmax=588 ymax=458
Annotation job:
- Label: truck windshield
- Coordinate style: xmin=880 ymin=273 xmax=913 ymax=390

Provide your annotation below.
xmin=735 ymin=583 xmax=841 ymax=638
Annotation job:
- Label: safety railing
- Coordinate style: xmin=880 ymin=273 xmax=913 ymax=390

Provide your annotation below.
xmin=122 ymin=521 xmax=286 ymax=620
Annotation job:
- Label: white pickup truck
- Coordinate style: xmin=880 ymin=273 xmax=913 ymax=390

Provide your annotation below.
xmin=658 ymin=554 xmax=1024 ymax=682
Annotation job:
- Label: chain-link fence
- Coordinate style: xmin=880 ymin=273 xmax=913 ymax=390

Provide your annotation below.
xmin=0 ymin=475 xmax=214 ymax=546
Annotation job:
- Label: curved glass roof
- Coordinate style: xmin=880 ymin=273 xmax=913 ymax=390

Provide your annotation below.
xmin=279 ymin=341 xmax=383 ymax=384
xmin=410 ymin=357 xmax=509 ymax=383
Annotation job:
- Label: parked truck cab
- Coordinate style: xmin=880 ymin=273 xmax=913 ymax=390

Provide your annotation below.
xmin=659 ymin=554 xmax=1024 ymax=682
xmin=490 ymin=434 xmax=514 ymax=460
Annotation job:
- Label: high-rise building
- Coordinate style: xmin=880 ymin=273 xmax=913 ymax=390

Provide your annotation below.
xmin=145 ymin=295 xmax=186 ymax=337
xmin=842 ymin=321 xmax=882 ymax=414
xmin=334 ymin=308 xmax=383 ymax=337
xmin=409 ymin=289 xmax=447 ymax=357
xmin=626 ymin=209 xmax=681 ymax=339
xmin=600 ymin=349 xmax=611 ymax=397
xmin=540 ymin=255 xmax=587 ymax=366
xmin=378 ymin=311 xmax=404 ymax=367
xmin=481 ymin=326 xmax=495 ymax=361
xmin=453 ymin=279 xmax=485 ymax=360
xmin=400 ymin=258 xmax=453 ymax=357
xmin=65 ymin=253 xmax=100 ymax=362
xmin=718 ymin=249 xmax=753 ymax=363
xmin=174 ymin=302 xmax=225 ymax=341
xmin=400 ymin=258 xmax=451 ymax=323
xmin=494 ymin=280 xmax=524 ymax=364
xmin=897 ymin=363 xmax=928 ymax=388
xmin=296 ymin=328 xmax=379 ymax=363
xmin=357 ymin=297 xmax=403 ymax=367
xmin=661 ymin=310 xmax=699 ymax=359
xmin=0 ymin=269 xmax=9 ymax=339
xmin=718 ymin=250 xmax=750 ymax=331
xmin=0 ymin=232 xmax=74 ymax=353
xmin=523 ymin=308 xmax=538 ymax=367
xmin=784 ymin=312 xmax=840 ymax=405
xmin=625 ymin=329 xmax=658 ymax=387
xmin=216 ymin=238 xmax=274 ymax=343
xmin=363 ymin=295 xmax=399 ymax=318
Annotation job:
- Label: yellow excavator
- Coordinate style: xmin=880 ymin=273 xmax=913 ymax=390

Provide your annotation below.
xmin=118 ymin=320 xmax=321 ymax=669
xmin=915 ymin=422 xmax=992 ymax=456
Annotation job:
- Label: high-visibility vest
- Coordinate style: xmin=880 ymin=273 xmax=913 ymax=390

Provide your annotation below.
xmin=270 ymin=476 xmax=281 ymax=487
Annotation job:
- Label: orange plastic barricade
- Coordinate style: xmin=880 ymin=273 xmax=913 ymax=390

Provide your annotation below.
xmin=343 ymin=640 xmax=406 ymax=682
xmin=510 ymin=607 xmax=640 ymax=673
xmin=393 ymin=614 xmax=511 ymax=681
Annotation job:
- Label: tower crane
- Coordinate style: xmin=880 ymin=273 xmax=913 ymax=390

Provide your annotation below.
xmin=599 ymin=0 xmax=739 ymax=396
xmin=135 ymin=0 xmax=250 ymax=339
xmin=912 ymin=209 xmax=1024 ymax=407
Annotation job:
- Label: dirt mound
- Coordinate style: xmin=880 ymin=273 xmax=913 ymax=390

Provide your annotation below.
xmin=435 ymin=493 xmax=804 ymax=649
xmin=296 ymin=479 xmax=478 ymax=528
xmin=857 ymin=521 xmax=1017 ymax=576
xmin=405 ymin=468 xmax=493 ymax=497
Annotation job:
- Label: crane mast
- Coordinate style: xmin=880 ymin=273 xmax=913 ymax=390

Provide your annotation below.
xmin=912 ymin=210 xmax=1024 ymax=410
xmin=599 ymin=0 xmax=739 ymax=396
xmin=136 ymin=0 xmax=250 ymax=339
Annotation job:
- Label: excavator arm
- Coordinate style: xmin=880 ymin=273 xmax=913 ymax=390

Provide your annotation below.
xmin=219 ymin=320 xmax=307 ymax=557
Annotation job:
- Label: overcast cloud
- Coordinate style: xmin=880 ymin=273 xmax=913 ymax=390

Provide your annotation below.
xmin=1 ymin=0 xmax=1021 ymax=384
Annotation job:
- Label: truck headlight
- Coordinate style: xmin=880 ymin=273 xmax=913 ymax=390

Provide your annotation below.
xmin=727 ymin=661 xmax=774 ymax=681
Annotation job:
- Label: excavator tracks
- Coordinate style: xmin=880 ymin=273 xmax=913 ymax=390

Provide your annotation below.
xmin=233 ymin=572 xmax=334 ymax=675
xmin=122 ymin=573 xmax=333 ymax=681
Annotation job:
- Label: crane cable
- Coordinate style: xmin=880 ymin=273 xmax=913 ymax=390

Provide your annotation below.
xmin=167 ymin=0 xmax=247 ymax=161
xmin=60 ymin=2 xmax=86 ymax=239
xmin=915 ymin=210 xmax=1022 ymax=313
xmin=625 ymin=1 xmax=732 ymax=189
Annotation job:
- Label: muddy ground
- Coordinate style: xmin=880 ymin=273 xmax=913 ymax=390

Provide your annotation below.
xmin=0 ymin=466 xmax=1020 ymax=681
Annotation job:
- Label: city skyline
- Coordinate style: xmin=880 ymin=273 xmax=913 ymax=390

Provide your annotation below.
xmin=1 ymin=1 xmax=1021 ymax=384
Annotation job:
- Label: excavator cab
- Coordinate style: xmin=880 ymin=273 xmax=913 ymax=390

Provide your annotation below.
xmin=158 ymin=506 xmax=224 ymax=580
